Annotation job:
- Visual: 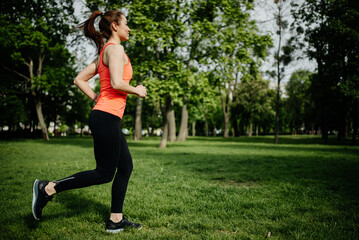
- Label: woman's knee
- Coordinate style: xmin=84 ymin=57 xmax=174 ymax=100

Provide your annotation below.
xmin=117 ymin=161 xmax=133 ymax=178
xmin=96 ymin=169 xmax=115 ymax=183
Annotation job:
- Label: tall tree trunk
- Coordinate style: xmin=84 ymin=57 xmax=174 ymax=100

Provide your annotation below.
xmin=256 ymin=125 xmax=259 ymax=136
xmin=159 ymin=118 xmax=169 ymax=148
xmin=204 ymin=119 xmax=209 ymax=137
xmin=177 ymin=104 xmax=188 ymax=141
xmin=54 ymin=118 xmax=58 ymax=137
xmin=322 ymin=108 xmax=329 ymax=143
xmin=32 ymin=96 xmax=49 ymax=140
xmin=344 ymin=114 xmax=349 ymax=138
xmin=133 ymin=97 xmax=143 ymax=141
xmin=5 ymin=55 xmax=49 ymax=140
xmin=31 ymin=56 xmax=49 ymax=140
xmin=192 ymin=121 xmax=196 ymax=136
xmin=168 ymin=109 xmax=176 ymax=142
xmin=223 ymin=111 xmax=229 ymax=138
xmin=274 ymin=2 xmax=283 ymax=144
xmin=352 ymin=107 xmax=358 ymax=145
xmin=220 ymin=86 xmax=231 ymax=138
xmin=150 ymin=104 xmax=157 ymax=137
xmin=311 ymin=122 xmax=315 ymax=135
xmin=232 ymin=117 xmax=239 ymax=137
xmin=159 ymin=96 xmax=171 ymax=148
xmin=353 ymin=120 xmax=357 ymax=145
xmin=213 ymin=127 xmax=216 ymax=136
xmin=248 ymin=123 xmax=253 ymax=137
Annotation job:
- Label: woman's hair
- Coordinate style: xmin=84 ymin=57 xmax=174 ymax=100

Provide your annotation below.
xmin=79 ymin=10 xmax=124 ymax=54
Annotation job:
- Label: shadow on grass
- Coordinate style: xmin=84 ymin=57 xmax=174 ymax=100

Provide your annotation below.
xmin=188 ymin=135 xmax=358 ymax=146
xmin=24 ymin=191 xmax=109 ymax=229
xmin=8 ymin=135 xmax=356 ymax=150
xmin=139 ymin=149 xmax=359 ymax=201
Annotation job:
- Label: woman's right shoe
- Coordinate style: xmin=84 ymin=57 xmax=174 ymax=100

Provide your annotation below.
xmin=105 ymin=217 xmax=142 ymax=233
xmin=32 ymin=179 xmax=53 ymax=220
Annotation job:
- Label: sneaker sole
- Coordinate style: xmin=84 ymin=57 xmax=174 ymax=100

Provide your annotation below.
xmin=106 ymin=228 xmax=125 ymax=233
xmin=32 ymin=179 xmax=40 ymax=220
xmin=106 ymin=225 xmax=142 ymax=233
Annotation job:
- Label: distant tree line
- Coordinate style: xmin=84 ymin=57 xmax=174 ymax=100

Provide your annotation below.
xmin=0 ymin=0 xmax=358 ymax=145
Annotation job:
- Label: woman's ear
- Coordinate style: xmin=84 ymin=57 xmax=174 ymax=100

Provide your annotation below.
xmin=111 ymin=22 xmax=118 ymax=32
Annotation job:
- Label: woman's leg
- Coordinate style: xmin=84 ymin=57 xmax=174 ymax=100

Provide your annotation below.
xmin=52 ymin=110 xmax=121 ymax=194
xmin=110 ymin=130 xmax=133 ymax=221
xmin=33 ymin=110 xmax=124 ymax=221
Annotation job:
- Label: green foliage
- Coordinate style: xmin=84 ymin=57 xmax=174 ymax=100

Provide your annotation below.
xmin=292 ymin=0 xmax=359 ymax=140
xmin=233 ymin=74 xmax=275 ymax=134
xmin=285 ymin=70 xmax=313 ymax=133
xmin=0 ymin=0 xmax=74 ymax=65
xmin=1 ymin=136 xmax=358 ymax=239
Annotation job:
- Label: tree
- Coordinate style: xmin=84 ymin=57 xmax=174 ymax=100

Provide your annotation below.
xmin=0 ymin=0 xmax=75 ymax=140
xmin=234 ymin=74 xmax=274 ymax=136
xmin=292 ymin=0 xmax=359 ymax=143
xmin=205 ymin=0 xmax=272 ymax=138
xmin=285 ymin=69 xmax=312 ymax=134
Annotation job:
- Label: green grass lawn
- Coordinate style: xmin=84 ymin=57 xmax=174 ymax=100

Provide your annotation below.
xmin=0 ymin=136 xmax=358 ymax=239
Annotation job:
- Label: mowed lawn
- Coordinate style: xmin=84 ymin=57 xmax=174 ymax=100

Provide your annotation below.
xmin=0 ymin=136 xmax=358 ymax=239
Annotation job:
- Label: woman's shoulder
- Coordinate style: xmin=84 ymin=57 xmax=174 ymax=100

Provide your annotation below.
xmin=103 ymin=44 xmax=128 ymax=64
xmin=104 ymin=44 xmax=124 ymax=55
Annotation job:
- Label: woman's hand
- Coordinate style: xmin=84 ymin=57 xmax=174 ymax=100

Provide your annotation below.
xmin=135 ymin=85 xmax=147 ymax=98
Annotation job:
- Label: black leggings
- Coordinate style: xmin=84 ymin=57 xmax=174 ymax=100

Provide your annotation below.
xmin=54 ymin=110 xmax=133 ymax=213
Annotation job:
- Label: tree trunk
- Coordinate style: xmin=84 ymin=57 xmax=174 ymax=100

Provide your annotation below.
xmin=29 ymin=57 xmax=49 ymax=141
xmin=54 ymin=119 xmax=58 ymax=137
xmin=232 ymin=117 xmax=239 ymax=137
xmin=352 ymin=109 xmax=358 ymax=145
xmin=322 ymin=112 xmax=328 ymax=143
xmin=213 ymin=127 xmax=217 ymax=136
xmin=223 ymin=111 xmax=229 ymax=138
xmin=353 ymin=124 xmax=357 ymax=145
xmin=133 ymin=97 xmax=143 ymax=141
xmin=159 ymin=119 xmax=168 ymax=148
xmin=220 ymin=87 xmax=231 ymax=138
xmin=168 ymin=109 xmax=176 ymax=142
xmin=159 ymin=108 xmax=170 ymax=148
xmin=256 ymin=125 xmax=259 ymax=136
xmin=274 ymin=2 xmax=283 ymax=144
xmin=344 ymin=115 xmax=349 ymax=138
xmin=248 ymin=123 xmax=253 ymax=137
xmin=192 ymin=121 xmax=196 ymax=136
xmin=159 ymin=96 xmax=171 ymax=148
xmin=204 ymin=119 xmax=209 ymax=137
xmin=177 ymin=104 xmax=188 ymax=142
xmin=150 ymin=104 xmax=156 ymax=137
xmin=33 ymin=97 xmax=49 ymax=140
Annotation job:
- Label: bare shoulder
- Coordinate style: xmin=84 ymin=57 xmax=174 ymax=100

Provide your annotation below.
xmin=105 ymin=44 xmax=125 ymax=56
xmin=105 ymin=44 xmax=127 ymax=64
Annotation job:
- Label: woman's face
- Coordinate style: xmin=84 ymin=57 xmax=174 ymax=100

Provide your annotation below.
xmin=117 ymin=15 xmax=130 ymax=41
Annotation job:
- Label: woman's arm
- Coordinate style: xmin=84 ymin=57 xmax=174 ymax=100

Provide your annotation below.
xmin=107 ymin=44 xmax=147 ymax=98
xmin=74 ymin=59 xmax=99 ymax=101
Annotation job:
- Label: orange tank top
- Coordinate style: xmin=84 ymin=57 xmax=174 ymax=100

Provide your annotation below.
xmin=92 ymin=43 xmax=133 ymax=119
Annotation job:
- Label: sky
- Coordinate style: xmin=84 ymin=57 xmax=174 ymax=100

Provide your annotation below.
xmin=251 ymin=0 xmax=316 ymax=87
xmin=69 ymin=0 xmax=317 ymax=90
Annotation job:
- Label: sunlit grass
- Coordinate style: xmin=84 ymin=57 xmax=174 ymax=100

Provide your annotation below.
xmin=0 ymin=135 xmax=358 ymax=239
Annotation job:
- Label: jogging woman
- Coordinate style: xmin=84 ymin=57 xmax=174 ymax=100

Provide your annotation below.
xmin=32 ymin=10 xmax=146 ymax=233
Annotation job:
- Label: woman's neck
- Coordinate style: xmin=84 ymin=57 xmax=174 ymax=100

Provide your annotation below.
xmin=107 ymin=35 xmax=121 ymax=45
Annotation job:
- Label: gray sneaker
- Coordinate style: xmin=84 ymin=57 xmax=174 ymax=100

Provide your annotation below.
xmin=105 ymin=217 xmax=142 ymax=233
xmin=32 ymin=179 xmax=53 ymax=220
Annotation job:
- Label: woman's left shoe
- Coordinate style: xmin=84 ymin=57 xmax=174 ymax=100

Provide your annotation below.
xmin=105 ymin=217 xmax=142 ymax=233
xmin=32 ymin=179 xmax=53 ymax=220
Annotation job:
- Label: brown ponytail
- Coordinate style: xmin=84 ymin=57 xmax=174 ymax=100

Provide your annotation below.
xmin=79 ymin=10 xmax=125 ymax=55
